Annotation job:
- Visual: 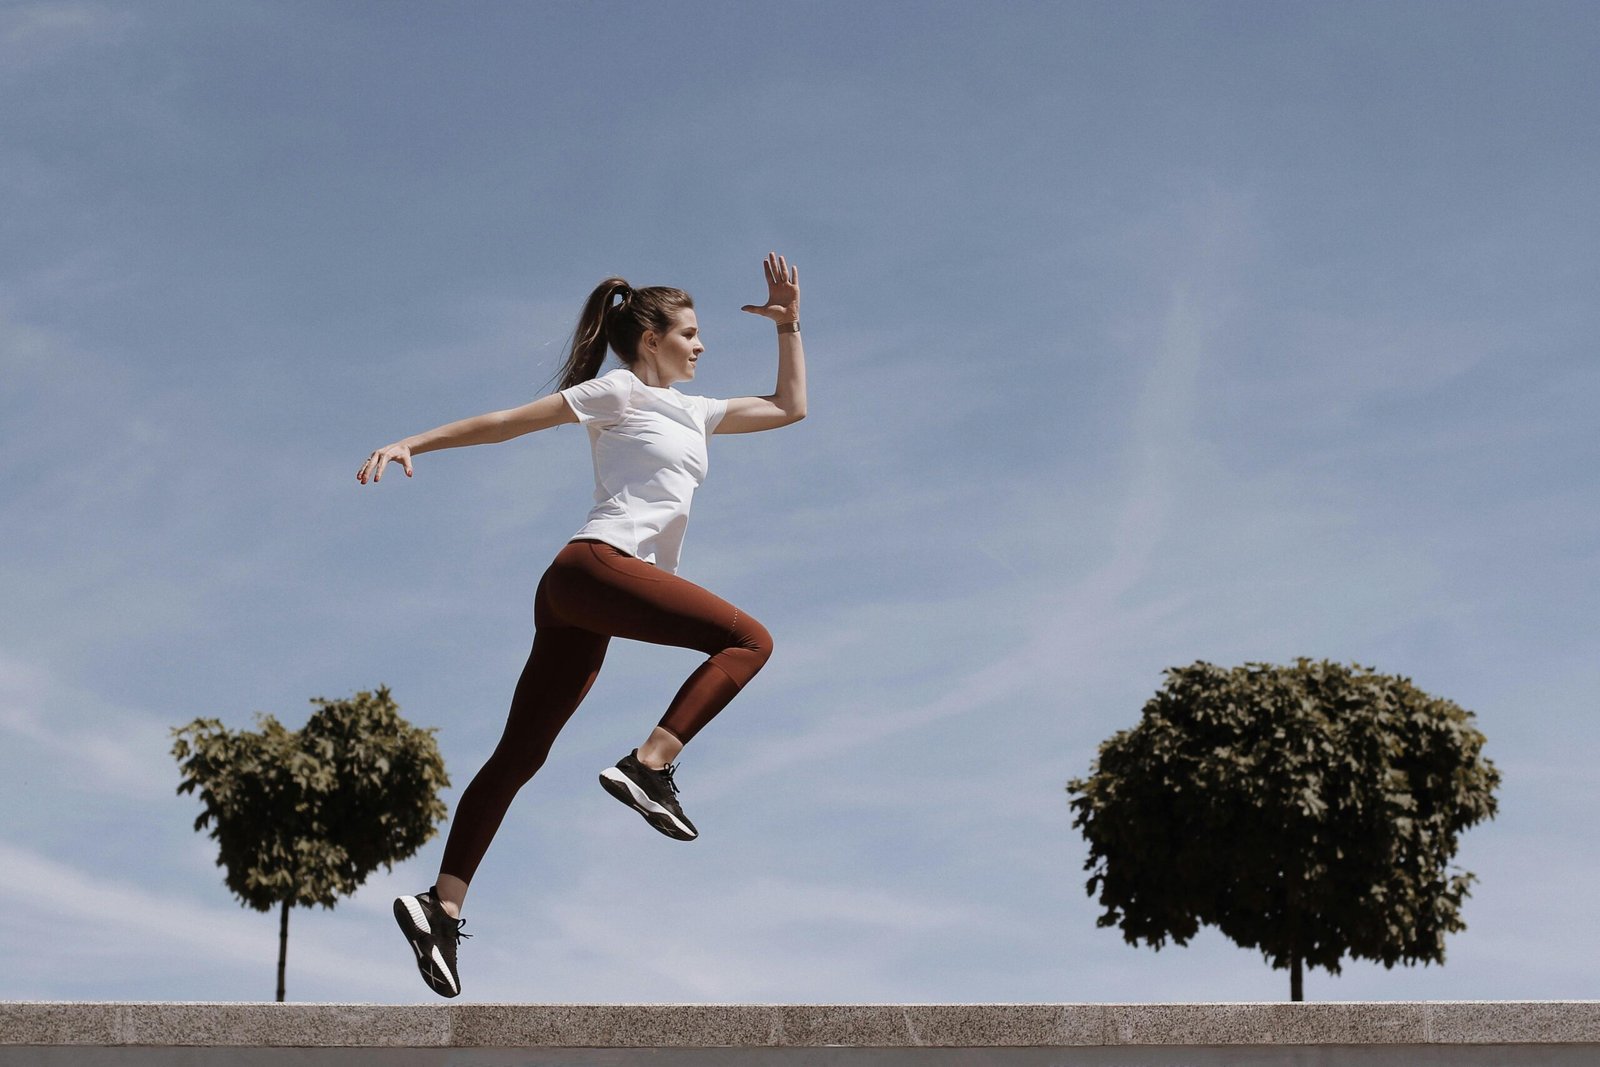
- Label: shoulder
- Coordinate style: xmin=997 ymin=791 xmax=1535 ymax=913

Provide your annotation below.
xmin=567 ymin=368 xmax=634 ymax=397
xmin=673 ymin=390 xmax=728 ymax=432
xmin=561 ymin=368 xmax=635 ymax=425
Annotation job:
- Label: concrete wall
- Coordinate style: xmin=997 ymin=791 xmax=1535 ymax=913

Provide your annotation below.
xmin=3 ymin=1002 xmax=1598 ymax=1065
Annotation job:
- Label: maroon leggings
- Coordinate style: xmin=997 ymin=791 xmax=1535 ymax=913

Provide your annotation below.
xmin=438 ymin=539 xmax=773 ymax=884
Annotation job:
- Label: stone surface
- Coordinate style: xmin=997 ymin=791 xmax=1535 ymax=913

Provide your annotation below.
xmin=130 ymin=1003 xmax=450 ymax=1047
xmin=0 ymin=1002 xmax=124 ymax=1046
xmin=3 ymin=1002 xmax=1599 ymax=1051
xmin=1427 ymin=1000 xmax=1600 ymax=1044
xmin=899 ymin=1004 xmax=1101 ymax=1047
xmin=1105 ymin=1001 xmax=1429 ymax=1045
xmin=452 ymin=1003 xmax=781 ymax=1047
xmin=8 ymin=1050 xmax=1600 ymax=1067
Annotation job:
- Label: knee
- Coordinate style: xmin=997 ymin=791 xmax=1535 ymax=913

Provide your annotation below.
xmin=736 ymin=614 xmax=774 ymax=670
xmin=478 ymin=746 xmax=548 ymax=794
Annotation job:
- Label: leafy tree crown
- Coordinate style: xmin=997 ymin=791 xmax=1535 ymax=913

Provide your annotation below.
xmin=172 ymin=686 xmax=449 ymax=912
xmin=1067 ymin=659 xmax=1499 ymax=979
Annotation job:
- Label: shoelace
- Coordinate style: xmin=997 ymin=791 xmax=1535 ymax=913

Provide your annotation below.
xmin=425 ymin=890 xmax=474 ymax=944
xmin=658 ymin=762 xmax=682 ymax=795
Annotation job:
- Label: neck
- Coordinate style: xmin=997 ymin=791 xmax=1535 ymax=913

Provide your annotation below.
xmin=631 ymin=360 xmax=673 ymax=388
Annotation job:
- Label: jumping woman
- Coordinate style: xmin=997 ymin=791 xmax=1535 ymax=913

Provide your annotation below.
xmin=358 ymin=252 xmax=805 ymax=998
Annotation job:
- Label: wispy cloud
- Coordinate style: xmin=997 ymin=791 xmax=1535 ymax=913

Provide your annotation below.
xmin=0 ymin=838 xmax=416 ymax=999
xmin=697 ymin=194 xmax=1244 ymax=795
xmin=0 ymin=652 xmax=172 ymax=799
xmin=0 ymin=2 xmax=133 ymax=74
xmin=525 ymin=867 xmax=996 ymax=1001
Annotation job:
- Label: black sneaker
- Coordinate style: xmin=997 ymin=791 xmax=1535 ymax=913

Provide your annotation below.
xmin=393 ymin=887 xmax=469 ymax=998
xmin=599 ymin=750 xmax=699 ymax=841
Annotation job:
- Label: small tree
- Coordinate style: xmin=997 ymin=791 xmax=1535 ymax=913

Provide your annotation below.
xmin=1067 ymin=659 xmax=1499 ymax=1000
xmin=172 ymin=686 xmax=449 ymax=1001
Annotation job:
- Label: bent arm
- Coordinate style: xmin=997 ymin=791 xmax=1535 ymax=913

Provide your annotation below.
xmin=717 ymin=326 xmax=807 ymax=434
xmin=358 ymin=392 xmax=577 ymax=483
xmin=721 ymin=252 xmax=808 ymax=435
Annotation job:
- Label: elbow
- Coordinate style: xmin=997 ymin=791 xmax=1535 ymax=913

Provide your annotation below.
xmin=786 ymin=405 xmax=807 ymax=425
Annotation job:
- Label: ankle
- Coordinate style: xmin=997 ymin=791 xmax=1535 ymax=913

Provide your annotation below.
xmin=635 ymin=727 xmax=684 ymax=770
xmin=432 ymin=875 xmax=468 ymax=919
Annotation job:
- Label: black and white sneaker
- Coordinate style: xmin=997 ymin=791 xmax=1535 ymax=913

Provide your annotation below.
xmin=599 ymin=750 xmax=699 ymax=841
xmin=393 ymin=887 xmax=469 ymax=998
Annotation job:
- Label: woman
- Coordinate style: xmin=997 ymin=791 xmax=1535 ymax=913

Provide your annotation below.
xmin=358 ymin=253 xmax=805 ymax=998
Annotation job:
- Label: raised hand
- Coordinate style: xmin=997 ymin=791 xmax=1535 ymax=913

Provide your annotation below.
xmin=740 ymin=252 xmax=799 ymax=324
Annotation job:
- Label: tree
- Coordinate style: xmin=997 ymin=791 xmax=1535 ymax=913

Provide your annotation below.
xmin=172 ymin=686 xmax=449 ymax=1001
xmin=1066 ymin=659 xmax=1499 ymax=1001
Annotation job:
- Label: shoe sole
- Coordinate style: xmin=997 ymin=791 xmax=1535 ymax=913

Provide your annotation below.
xmin=393 ymin=896 xmax=461 ymax=998
xmin=599 ymin=767 xmax=698 ymax=840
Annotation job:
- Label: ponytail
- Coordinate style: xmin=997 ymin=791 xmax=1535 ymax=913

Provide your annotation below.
xmin=555 ymin=277 xmax=629 ymax=391
xmin=552 ymin=277 xmax=695 ymax=392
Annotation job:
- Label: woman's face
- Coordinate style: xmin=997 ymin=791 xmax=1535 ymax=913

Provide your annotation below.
xmin=643 ymin=307 xmax=704 ymax=386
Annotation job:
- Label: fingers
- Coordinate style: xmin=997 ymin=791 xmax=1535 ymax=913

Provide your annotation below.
xmin=762 ymin=251 xmax=796 ymax=286
xmin=358 ymin=447 xmax=410 ymax=484
xmin=746 ymin=254 xmax=799 ymax=320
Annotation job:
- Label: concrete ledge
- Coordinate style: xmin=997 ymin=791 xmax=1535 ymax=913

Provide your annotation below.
xmin=3 ymin=1002 xmax=1598 ymax=1049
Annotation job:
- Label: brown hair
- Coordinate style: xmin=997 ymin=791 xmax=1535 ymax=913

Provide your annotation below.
xmin=553 ymin=277 xmax=694 ymax=391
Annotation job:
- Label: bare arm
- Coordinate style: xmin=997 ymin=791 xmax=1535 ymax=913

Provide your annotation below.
xmin=357 ymin=392 xmax=577 ymax=484
xmin=717 ymin=252 xmax=808 ymax=435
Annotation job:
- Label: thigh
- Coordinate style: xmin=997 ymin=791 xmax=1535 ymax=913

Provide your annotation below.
xmin=491 ymin=574 xmax=614 ymax=758
xmin=513 ymin=621 xmax=610 ymax=715
xmin=545 ymin=540 xmax=743 ymax=655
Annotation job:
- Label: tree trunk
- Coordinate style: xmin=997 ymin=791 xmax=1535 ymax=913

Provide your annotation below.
xmin=276 ymin=899 xmax=290 ymax=1002
xmin=1286 ymin=859 xmax=1304 ymax=1002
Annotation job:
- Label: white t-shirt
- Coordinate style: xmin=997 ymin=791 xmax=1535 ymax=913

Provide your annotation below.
xmin=559 ymin=368 xmax=728 ymax=574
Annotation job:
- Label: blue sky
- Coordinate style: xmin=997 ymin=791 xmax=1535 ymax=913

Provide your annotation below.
xmin=2 ymin=0 xmax=1597 ymax=1003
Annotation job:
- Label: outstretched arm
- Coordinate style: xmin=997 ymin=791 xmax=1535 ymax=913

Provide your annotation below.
xmin=357 ymin=392 xmax=577 ymax=484
xmin=718 ymin=252 xmax=807 ymax=435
